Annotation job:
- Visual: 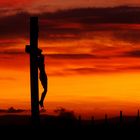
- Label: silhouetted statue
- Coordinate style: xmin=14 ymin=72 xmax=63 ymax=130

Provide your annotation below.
xmin=38 ymin=53 xmax=48 ymax=108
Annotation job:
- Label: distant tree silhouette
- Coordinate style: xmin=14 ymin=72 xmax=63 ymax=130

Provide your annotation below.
xmin=91 ymin=116 xmax=95 ymax=125
xmin=136 ymin=109 xmax=139 ymax=123
xmin=7 ymin=107 xmax=24 ymax=113
xmin=105 ymin=114 xmax=108 ymax=125
xmin=54 ymin=107 xmax=76 ymax=120
xmin=120 ymin=110 xmax=123 ymax=124
xmin=40 ymin=108 xmax=46 ymax=113
xmin=7 ymin=107 xmax=15 ymax=113
xmin=78 ymin=115 xmax=82 ymax=122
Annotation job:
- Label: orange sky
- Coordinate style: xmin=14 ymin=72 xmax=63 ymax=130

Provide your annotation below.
xmin=1 ymin=3 xmax=140 ymax=119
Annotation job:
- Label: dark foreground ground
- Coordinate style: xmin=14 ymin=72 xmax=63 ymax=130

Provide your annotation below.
xmin=0 ymin=115 xmax=140 ymax=139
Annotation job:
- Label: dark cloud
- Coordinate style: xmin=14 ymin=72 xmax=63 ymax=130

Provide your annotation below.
xmin=0 ymin=51 xmax=24 ymax=55
xmin=0 ymin=40 xmax=21 ymax=48
xmin=0 ymin=12 xmax=30 ymax=39
xmin=113 ymin=30 xmax=140 ymax=43
xmin=0 ymin=49 xmax=25 ymax=55
xmin=63 ymin=65 xmax=140 ymax=75
xmin=39 ymin=7 xmax=140 ymax=41
xmin=63 ymin=67 xmax=122 ymax=75
xmin=0 ymin=8 xmax=23 ymax=17
xmin=122 ymin=50 xmax=140 ymax=57
xmin=66 ymin=67 xmax=109 ymax=74
xmin=47 ymin=67 xmax=101 ymax=76
xmin=120 ymin=66 xmax=140 ymax=70
xmin=0 ymin=6 xmax=140 ymax=41
xmin=47 ymin=53 xmax=109 ymax=59
xmin=40 ymin=6 xmax=140 ymax=24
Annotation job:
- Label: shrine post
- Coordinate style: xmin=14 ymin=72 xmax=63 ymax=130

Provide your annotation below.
xmin=25 ymin=17 xmax=40 ymax=126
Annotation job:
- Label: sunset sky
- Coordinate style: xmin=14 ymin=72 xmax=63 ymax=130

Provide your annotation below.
xmin=1 ymin=0 xmax=140 ymax=119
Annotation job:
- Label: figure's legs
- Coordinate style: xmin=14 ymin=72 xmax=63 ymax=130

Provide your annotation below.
xmin=39 ymin=87 xmax=47 ymax=107
xmin=39 ymin=74 xmax=47 ymax=107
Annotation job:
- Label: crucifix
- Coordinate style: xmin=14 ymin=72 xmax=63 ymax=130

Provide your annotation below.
xmin=25 ymin=17 xmax=40 ymax=126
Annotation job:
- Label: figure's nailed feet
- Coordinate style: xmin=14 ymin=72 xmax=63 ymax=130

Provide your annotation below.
xmin=40 ymin=108 xmax=46 ymax=113
xmin=39 ymin=100 xmax=44 ymax=108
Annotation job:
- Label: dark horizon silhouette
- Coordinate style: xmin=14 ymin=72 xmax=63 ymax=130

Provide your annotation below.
xmin=0 ymin=107 xmax=140 ymax=139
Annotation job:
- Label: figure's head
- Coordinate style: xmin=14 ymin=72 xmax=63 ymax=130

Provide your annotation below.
xmin=37 ymin=48 xmax=42 ymax=55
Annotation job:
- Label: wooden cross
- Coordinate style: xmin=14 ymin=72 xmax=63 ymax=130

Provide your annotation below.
xmin=25 ymin=17 xmax=40 ymax=126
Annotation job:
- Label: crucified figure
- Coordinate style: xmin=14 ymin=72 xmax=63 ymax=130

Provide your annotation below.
xmin=38 ymin=52 xmax=48 ymax=108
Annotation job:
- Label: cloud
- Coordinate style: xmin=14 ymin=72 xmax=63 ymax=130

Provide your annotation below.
xmin=122 ymin=50 xmax=140 ymax=57
xmin=1 ymin=7 xmax=140 ymax=40
xmin=44 ymin=7 xmax=140 ymax=24
xmin=0 ymin=51 xmax=25 ymax=55
xmin=1 ymin=6 xmax=140 ymax=72
xmin=0 ymin=7 xmax=23 ymax=17
xmin=121 ymin=66 xmax=140 ymax=70
xmin=0 ymin=76 xmax=16 ymax=81
xmin=0 ymin=12 xmax=30 ymax=39
xmin=39 ymin=7 xmax=140 ymax=41
xmin=47 ymin=53 xmax=109 ymax=59
xmin=0 ymin=39 xmax=22 ymax=48
xmin=113 ymin=30 xmax=140 ymax=43
xmin=61 ymin=65 xmax=140 ymax=75
xmin=66 ymin=67 xmax=109 ymax=74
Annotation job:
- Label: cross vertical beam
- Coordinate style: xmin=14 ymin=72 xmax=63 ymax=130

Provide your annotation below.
xmin=26 ymin=17 xmax=40 ymax=126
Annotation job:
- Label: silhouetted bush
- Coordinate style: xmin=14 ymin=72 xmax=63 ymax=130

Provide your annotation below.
xmin=7 ymin=107 xmax=24 ymax=113
xmin=54 ymin=107 xmax=76 ymax=120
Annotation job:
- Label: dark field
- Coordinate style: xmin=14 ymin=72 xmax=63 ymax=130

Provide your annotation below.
xmin=0 ymin=114 xmax=140 ymax=139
